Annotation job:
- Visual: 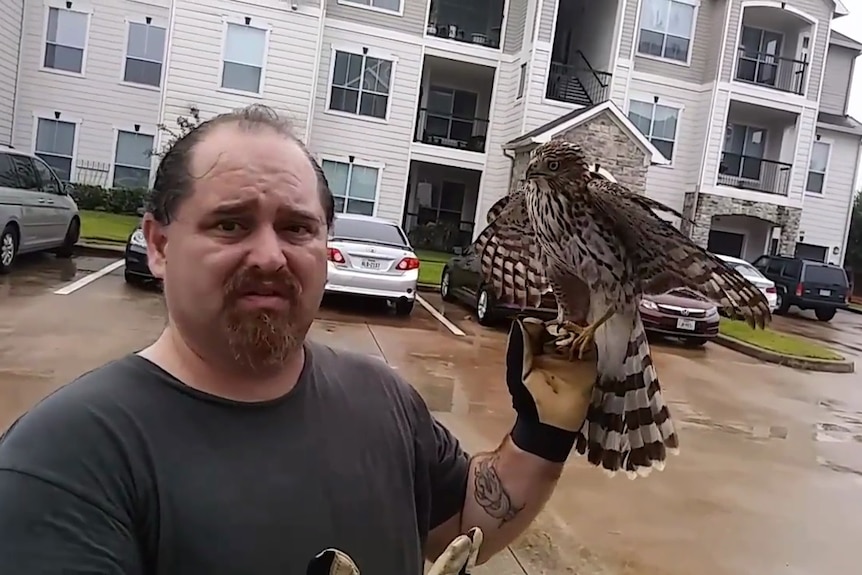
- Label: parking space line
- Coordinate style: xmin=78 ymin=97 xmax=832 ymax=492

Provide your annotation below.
xmin=416 ymin=295 xmax=466 ymax=337
xmin=53 ymin=259 xmax=125 ymax=295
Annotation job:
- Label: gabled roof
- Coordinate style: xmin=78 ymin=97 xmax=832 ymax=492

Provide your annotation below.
xmin=817 ymin=112 xmax=862 ymax=136
xmin=502 ymin=100 xmax=671 ymax=165
xmin=830 ymin=30 xmax=862 ymax=52
xmin=834 ymin=0 xmax=849 ymax=16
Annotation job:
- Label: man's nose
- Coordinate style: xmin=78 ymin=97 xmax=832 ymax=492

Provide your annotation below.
xmin=246 ymin=227 xmax=287 ymax=271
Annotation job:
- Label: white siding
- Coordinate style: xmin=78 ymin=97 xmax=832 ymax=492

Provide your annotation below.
xmin=819 ymin=44 xmax=855 ymax=115
xmin=161 ymin=0 xmax=320 ymax=143
xmin=0 ymin=0 xmax=23 ymax=146
xmin=522 ymin=45 xmax=578 ymax=133
xmin=627 ymin=76 xmax=713 ymax=212
xmin=307 ymin=21 xmax=422 ymax=223
xmin=799 ymin=128 xmax=860 ymax=263
xmin=13 ymin=0 xmax=168 ymax=184
xmin=475 ymin=59 xmax=524 ymax=232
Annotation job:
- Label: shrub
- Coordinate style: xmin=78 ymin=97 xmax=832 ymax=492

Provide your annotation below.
xmin=70 ymin=184 xmax=149 ymax=215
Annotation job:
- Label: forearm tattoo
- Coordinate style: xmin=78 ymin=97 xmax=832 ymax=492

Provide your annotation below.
xmin=472 ymin=453 xmax=524 ymax=526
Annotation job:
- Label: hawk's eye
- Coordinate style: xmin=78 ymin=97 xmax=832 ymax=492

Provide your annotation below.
xmin=547 ymin=160 xmax=560 ymax=171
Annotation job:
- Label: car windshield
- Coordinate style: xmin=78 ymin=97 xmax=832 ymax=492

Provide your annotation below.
xmin=331 ymin=218 xmax=408 ymax=248
xmin=732 ymin=262 xmax=763 ymax=279
xmin=803 ymin=264 xmax=847 ymax=285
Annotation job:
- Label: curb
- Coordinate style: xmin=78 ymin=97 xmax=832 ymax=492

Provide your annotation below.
xmin=417 ymin=283 xmax=440 ymax=293
xmin=75 ymin=242 xmax=126 ymax=258
xmin=844 ymin=306 xmax=862 ymax=316
xmin=713 ymin=334 xmax=855 ymax=373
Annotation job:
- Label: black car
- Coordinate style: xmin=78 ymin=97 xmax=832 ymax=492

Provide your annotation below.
xmin=124 ymin=225 xmax=157 ymax=286
xmin=751 ymin=255 xmax=850 ymax=321
xmin=439 ymin=248 xmax=557 ymax=326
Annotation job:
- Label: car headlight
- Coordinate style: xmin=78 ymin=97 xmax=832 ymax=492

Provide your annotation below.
xmin=705 ymin=306 xmax=719 ymax=317
xmin=130 ymin=229 xmax=147 ymax=248
xmin=640 ymin=299 xmax=659 ymax=311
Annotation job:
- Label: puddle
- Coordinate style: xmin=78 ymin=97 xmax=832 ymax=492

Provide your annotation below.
xmin=816 ymin=456 xmax=862 ymax=483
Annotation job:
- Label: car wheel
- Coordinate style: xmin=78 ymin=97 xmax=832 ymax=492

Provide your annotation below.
xmin=395 ymin=298 xmax=414 ymax=316
xmin=440 ymin=267 xmax=456 ymax=302
xmin=0 ymin=225 xmax=19 ymax=274
xmin=774 ymin=291 xmax=790 ymax=315
xmin=814 ymin=307 xmax=836 ymax=322
xmin=54 ymin=217 xmax=80 ymax=258
xmin=476 ymin=286 xmax=496 ymax=326
xmin=124 ymin=269 xmax=141 ymax=287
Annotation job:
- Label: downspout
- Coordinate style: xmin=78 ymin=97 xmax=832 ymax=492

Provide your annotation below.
xmin=305 ymin=0 xmax=328 ymax=142
xmin=7 ymin=0 xmax=25 ymax=147
xmin=156 ymin=0 xmax=179 ymax=153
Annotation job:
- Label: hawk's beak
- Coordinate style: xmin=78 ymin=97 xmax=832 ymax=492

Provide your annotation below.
xmin=524 ymin=164 xmax=537 ymax=179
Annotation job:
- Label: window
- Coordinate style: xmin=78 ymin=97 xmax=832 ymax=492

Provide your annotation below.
xmin=0 ymin=154 xmax=19 ymax=188
xmin=124 ymin=22 xmax=166 ymax=87
xmin=340 ymin=0 xmax=401 ymax=12
xmin=221 ymin=23 xmax=267 ymax=94
xmin=517 ymin=63 xmax=527 ymax=99
xmin=628 ymin=99 xmax=679 ymax=160
xmin=329 ymin=50 xmax=393 ymax=120
xmin=321 ymin=160 xmax=379 ymax=216
xmin=637 ymin=0 xmax=696 ymax=63
xmin=806 ymin=141 xmax=829 ymax=194
xmin=113 ymin=131 xmax=155 ymax=189
xmin=331 ymin=217 xmax=408 ymax=248
xmin=44 ymin=7 xmax=89 ymax=73
xmin=31 ymin=157 xmax=62 ymax=194
xmin=35 ymin=118 xmax=76 ymax=182
xmin=6 ymin=154 xmax=40 ymax=190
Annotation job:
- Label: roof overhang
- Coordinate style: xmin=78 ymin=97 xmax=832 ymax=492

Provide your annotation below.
xmin=830 ymin=30 xmax=862 ymax=52
xmin=834 ymin=0 xmax=849 ymax=16
xmin=502 ymin=100 xmax=671 ymax=166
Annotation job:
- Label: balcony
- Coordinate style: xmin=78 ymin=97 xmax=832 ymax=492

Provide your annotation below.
xmin=426 ymin=0 xmax=504 ymax=50
xmin=716 ymin=100 xmax=798 ymax=196
xmin=546 ymin=54 xmax=612 ymax=107
xmin=413 ymin=56 xmax=494 ymax=156
xmin=732 ymin=7 xmax=813 ymax=96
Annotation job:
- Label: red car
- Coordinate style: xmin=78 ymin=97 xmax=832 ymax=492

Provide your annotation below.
xmin=639 ymin=288 xmax=720 ymax=347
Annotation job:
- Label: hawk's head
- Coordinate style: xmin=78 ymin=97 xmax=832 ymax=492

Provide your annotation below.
xmin=523 ymin=140 xmax=590 ymax=186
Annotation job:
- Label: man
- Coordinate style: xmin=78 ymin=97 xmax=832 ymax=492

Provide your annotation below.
xmin=0 ymin=105 xmax=595 ymax=573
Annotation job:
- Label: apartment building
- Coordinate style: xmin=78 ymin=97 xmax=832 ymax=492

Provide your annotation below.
xmin=0 ymin=0 xmax=859 ymax=265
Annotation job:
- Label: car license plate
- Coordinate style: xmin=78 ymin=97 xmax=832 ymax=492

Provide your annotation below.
xmin=677 ymin=318 xmax=696 ymax=331
xmin=361 ymin=258 xmax=382 ymax=270
xmin=819 ymin=289 xmax=831 ymax=297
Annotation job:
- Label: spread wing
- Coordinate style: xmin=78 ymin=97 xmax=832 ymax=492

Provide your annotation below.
xmin=585 ymin=177 xmax=771 ymax=328
xmin=472 ymin=188 xmax=550 ymax=309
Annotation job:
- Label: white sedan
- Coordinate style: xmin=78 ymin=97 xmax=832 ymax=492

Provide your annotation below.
xmin=715 ymin=253 xmax=778 ymax=312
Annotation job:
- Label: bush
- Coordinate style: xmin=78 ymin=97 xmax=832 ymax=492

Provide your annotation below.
xmin=70 ymin=184 xmax=149 ymax=215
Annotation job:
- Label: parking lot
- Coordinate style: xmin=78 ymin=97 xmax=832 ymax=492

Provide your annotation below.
xmin=2 ymin=250 xmax=862 ymax=575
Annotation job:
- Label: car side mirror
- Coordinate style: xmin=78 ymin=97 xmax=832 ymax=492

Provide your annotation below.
xmin=62 ymin=183 xmax=74 ymax=195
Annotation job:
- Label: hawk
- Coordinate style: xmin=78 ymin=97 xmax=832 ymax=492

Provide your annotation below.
xmin=473 ymin=140 xmax=771 ymax=478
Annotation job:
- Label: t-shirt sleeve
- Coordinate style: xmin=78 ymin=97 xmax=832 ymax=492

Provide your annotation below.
xmin=0 ymin=391 xmax=145 ymax=573
xmin=426 ymin=415 xmax=471 ymax=529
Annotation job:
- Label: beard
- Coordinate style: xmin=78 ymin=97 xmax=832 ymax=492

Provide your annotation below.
xmin=220 ymin=267 xmax=306 ymax=372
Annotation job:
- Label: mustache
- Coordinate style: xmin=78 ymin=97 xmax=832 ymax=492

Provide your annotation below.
xmin=224 ymin=268 xmax=300 ymax=301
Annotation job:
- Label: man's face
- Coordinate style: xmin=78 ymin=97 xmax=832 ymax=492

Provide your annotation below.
xmin=142 ymin=124 xmax=328 ymax=373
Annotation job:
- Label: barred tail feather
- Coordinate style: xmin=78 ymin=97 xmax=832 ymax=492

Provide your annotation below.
xmin=574 ymin=314 xmax=679 ymax=478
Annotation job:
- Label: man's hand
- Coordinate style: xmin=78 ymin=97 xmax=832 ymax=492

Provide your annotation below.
xmin=506 ymin=316 xmax=597 ymax=462
xmin=428 ymin=527 xmax=483 ymax=575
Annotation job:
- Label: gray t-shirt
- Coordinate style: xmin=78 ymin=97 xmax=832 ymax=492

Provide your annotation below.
xmin=0 ymin=341 xmax=471 ymax=574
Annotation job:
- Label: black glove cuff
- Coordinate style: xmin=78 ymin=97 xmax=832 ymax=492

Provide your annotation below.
xmin=510 ymin=415 xmax=577 ymax=463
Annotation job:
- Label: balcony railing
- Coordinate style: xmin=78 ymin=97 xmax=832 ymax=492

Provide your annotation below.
xmin=426 ymin=0 xmax=503 ymax=49
xmin=735 ymin=48 xmax=808 ymax=95
xmin=414 ymin=108 xmax=489 ymax=153
xmin=546 ymin=51 xmax=611 ymax=107
xmin=717 ymin=152 xmax=792 ymax=195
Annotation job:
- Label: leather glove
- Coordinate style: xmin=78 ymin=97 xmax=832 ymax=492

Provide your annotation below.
xmin=428 ymin=527 xmax=483 ymax=575
xmin=306 ymin=549 xmax=359 ymax=575
xmin=506 ymin=316 xmax=597 ymax=462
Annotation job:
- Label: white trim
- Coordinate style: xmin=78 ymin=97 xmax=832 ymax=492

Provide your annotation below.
xmin=118 ymin=17 xmax=168 ymax=91
xmin=337 ymin=0 xmax=404 ymax=17
xmin=108 ymin=127 xmax=157 ymax=189
xmin=516 ymin=62 xmax=527 ymax=99
xmin=625 ymin=94 xmax=683 ymax=166
xmin=547 ymin=0 xmax=562 ymax=45
xmin=629 ymin=70 xmax=713 ymax=92
xmin=216 ymin=18 xmax=271 ymax=97
xmin=323 ymin=45 xmax=398 ymax=124
xmin=633 ymin=0 xmax=700 ymax=67
xmin=30 ymin=112 xmax=82 ymax=183
xmin=589 ymin=164 xmax=618 ymax=182
xmin=423 ymin=43 xmax=499 ymax=67
xmin=505 ymin=100 xmax=671 ymax=165
xmin=499 ymin=0 xmax=511 ymax=52
xmin=803 ymin=138 xmax=832 ymax=195
xmin=318 ymin=155 xmax=385 ymax=218
xmin=609 ymin=0 xmax=626 ymax=73
xmin=815 ymin=121 xmax=862 ymax=136
xmin=837 ymin=139 xmax=861 ymax=264
xmin=720 ymin=81 xmax=814 ymax=111
xmin=155 ymin=0 xmax=178 ymax=156
xmin=39 ymin=3 xmax=92 ymax=78
xmin=705 ymin=184 xmax=798 ymax=207
xmin=409 ymin=143 xmax=487 ymax=171
xmin=304 ymin=4 xmax=328 ymax=141
xmin=399 ymin=43 xmax=427 ymax=230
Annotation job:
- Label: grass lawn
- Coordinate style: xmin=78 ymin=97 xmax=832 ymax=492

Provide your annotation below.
xmin=719 ymin=318 xmax=843 ymax=361
xmin=415 ymin=249 xmax=451 ymax=286
xmin=80 ymin=210 xmax=139 ymax=244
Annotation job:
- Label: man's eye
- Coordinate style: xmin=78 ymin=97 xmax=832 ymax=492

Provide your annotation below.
xmin=216 ymin=221 xmax=243 ymax=233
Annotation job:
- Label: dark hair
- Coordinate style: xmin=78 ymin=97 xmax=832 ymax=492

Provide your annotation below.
xmin=147 ymin=104 xmax=334 ymax=227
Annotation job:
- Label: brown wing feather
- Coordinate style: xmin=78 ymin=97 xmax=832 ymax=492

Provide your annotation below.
xmin=590 ymin=173 xmax=696 ymax=228
xmin=472 ymin=190 xmax=550 ymax=309
xmin=585 ymin=178 xmax=771 ymax=329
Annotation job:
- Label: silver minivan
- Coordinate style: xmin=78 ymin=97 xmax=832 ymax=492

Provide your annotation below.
xmin=0 ymin=145 xmax=81 ymax=274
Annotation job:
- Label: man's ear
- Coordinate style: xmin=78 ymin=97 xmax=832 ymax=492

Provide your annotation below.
xmin=141 ymin=213 xmax=168 ymax=280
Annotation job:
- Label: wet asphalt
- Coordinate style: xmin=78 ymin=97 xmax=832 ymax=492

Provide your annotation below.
xmin=1 ymin=249 xmax=861 ymax=575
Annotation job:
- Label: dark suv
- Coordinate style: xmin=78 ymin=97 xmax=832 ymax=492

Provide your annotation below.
xmin=751 ymin=255 xmax=850 ymax=321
